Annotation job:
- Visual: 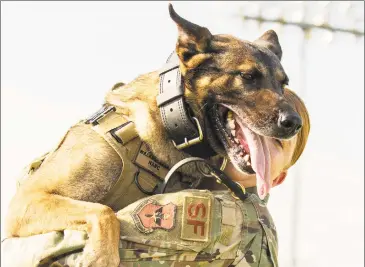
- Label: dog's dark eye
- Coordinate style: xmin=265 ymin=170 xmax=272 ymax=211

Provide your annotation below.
xmin=240 ymin=73 xmax=254 ymax=81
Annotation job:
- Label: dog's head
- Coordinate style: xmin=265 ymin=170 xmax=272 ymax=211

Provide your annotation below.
xmin=169 ymin=4 xmax=302 ymax=196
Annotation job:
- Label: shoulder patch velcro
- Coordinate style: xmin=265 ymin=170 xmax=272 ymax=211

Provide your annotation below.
xmin=181 ymin=196 xmax=212 ymax=242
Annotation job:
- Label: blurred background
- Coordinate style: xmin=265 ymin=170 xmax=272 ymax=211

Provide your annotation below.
xmin=1 ymin=1 xmax=364 ymax=266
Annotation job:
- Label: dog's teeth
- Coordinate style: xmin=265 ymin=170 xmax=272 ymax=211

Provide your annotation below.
xmin=240 ymin=145 xmax=244 ymax=150
xmin=234 ymin=138 xmax=239 ymax=144
xmin=239 ymin=152 xmax=244 ymax=156
xmin=243 ymin=154 xmax=250 ymax=162
xmin=247 ymin=161 xmax=251 ymax=166
xmin=231 ymin=130 xmax=236 ymax=136
xmin=227 ymin=110 xmax=233 ymax=119
xmin=228 ymin=120 xmax=235 ymax=130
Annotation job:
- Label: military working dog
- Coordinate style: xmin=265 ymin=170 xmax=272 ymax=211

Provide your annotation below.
xmin=5 ymin=4 xmax=302 ymax=267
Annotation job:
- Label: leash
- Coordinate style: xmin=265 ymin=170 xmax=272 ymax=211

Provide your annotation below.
xmin=156 ymin=157 xmax=248 ymax=201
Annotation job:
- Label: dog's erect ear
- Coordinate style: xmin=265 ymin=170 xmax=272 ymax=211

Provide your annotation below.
xmin=255 ymin=30 xmax=282 ymax=60
xmin=169 ymin=4 xmax=212 ymax=72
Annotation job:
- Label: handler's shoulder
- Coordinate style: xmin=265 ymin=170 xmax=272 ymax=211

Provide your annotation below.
xmin=117 ymin=189 xmax=278 ymax=266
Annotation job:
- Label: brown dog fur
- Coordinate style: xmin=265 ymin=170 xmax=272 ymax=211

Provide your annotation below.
xmin=5 ymin=4 xmax=299 ymax=267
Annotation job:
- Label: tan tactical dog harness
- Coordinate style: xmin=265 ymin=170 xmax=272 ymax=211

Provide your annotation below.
xmin=84 ymin=105 xmax=199 ymax=210
xmin=17 ymin=105 xmax=196 ymax=211
xmin=17 ymin=51 xmax=249 ymax=208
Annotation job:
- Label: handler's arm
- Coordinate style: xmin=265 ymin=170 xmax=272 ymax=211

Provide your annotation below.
xmin=2 ymin=189 xmax=278 ymax=267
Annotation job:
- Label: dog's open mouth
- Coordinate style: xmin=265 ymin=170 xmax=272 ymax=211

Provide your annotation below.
xmin=224 ymin=109 xmax=254 ymax=172
xmin=208 ymin=104 xmax=271 ymax=199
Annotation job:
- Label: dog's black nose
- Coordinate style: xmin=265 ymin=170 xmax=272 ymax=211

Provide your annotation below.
xmin=278 ymin=111 xmax=302 ymax=135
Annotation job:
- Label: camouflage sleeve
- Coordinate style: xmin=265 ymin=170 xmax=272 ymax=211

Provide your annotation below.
xmin=1 ymin=189 xmax=278 ymax=267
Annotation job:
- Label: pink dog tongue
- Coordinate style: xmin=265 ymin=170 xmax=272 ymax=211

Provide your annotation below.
xmin=237 ymin=119 xmax=271 ymax=199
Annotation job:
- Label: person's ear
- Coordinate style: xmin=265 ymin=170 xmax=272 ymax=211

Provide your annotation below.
xmin=272 ymin=171 xmax=287 ymax=187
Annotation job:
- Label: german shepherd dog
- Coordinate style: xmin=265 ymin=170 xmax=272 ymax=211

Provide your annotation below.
xmin=5 ymin=4 xmax=302 ymax=267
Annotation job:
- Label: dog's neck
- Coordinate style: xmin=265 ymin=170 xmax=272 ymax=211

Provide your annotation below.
xmin=105 ymin=71 xmax=220 ymax=177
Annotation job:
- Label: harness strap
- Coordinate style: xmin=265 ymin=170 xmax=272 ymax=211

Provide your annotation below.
xmin=84 ymin=105 xmax=196 ymax=209
xmin=85 ymin=107 xmax=143 ymax=207
xmin=158 ymin=52 xmax=216 ymax=158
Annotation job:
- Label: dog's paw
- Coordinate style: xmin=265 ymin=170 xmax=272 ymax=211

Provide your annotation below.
xmin=79 ymin=205 xmax=121 ymax=267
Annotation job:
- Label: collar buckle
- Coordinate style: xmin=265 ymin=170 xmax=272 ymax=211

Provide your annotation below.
xmin=171 ymin=117 xmax=203 ymax=150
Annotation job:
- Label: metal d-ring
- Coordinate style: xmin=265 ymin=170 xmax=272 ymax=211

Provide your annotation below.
xmin=196 ymin=157 xmax=227 ymax=178
xmin=196 ymin=161 xmax=214 ymax=178
xmin=134 ymin=170 xmax=159 ymax=196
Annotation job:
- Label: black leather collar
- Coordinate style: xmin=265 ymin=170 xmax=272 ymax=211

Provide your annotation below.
xmin=157 ymin=52 xmax=216 ymax=158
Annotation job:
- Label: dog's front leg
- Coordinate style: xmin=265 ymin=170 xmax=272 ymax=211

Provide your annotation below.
xmin=5 ymin=190 xmax=120 ymax=267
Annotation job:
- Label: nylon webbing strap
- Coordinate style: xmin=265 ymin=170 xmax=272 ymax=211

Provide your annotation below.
xmin=158 ymin=52 xmax=216 ymax=158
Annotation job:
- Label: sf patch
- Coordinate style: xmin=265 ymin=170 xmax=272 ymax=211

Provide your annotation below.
xmin=132 ymin=199 xmax=177 ymax=234
xmin=181 ymin=196 xmax=211 ymax=242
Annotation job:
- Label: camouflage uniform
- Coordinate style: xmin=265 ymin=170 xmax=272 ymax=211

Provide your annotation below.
xmin=1 ymin=188 xmax=278 ymax=267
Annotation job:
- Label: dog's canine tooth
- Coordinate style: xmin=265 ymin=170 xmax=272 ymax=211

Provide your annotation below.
xmin=247 ymin=161 xmax=251 ymax=166
xmin=231 ymin=130 xmax=236 ymax=136
xmin=227 ymin=110 xmax=233 ymax=119
xmin=228 ymin=120 xmax=235 ymax=130
xmin=243 ymin=154 xmax=250 ymax=161
xmin=234 ymin=138 xmax=239 ymax=144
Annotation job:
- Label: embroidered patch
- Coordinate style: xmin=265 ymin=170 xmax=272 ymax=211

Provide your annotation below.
xmin=181 ymin=196 xmax=211 ymax=242
xmin=134 ymin=143 xmax=168 ymax=180
xmin=132 ymin=200 xmax=177 ymax=234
